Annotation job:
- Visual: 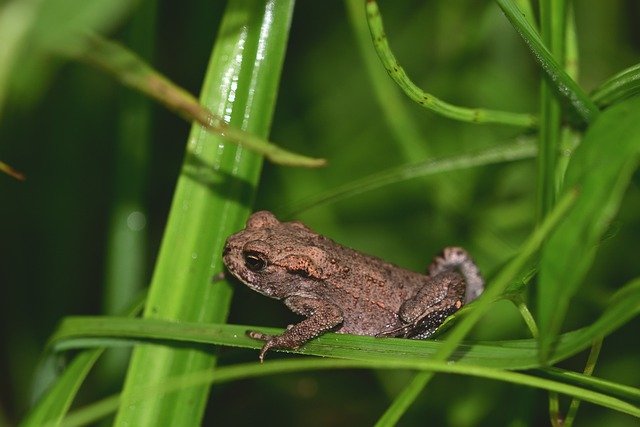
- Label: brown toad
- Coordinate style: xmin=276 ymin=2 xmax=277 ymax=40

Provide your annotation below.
xmin=223 ymin=211 xmax=484 ymax=361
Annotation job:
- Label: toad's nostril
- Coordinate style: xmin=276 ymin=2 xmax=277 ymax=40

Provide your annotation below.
xmin=222 ymin=245 xmax=230 ymax=256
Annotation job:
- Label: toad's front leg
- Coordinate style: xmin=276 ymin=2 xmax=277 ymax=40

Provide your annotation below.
xmin=247 ymin=295 xmax=343 ymax=362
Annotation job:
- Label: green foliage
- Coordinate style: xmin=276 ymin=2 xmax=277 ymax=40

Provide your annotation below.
xmin=1 ymin=0 xmax=639 ymax=426
xmin=538 ymin=96 xmax=640 ymax=362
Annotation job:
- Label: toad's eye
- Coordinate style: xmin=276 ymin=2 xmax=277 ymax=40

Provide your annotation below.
xmin=244 ymin=251 xmax=267 ymax=272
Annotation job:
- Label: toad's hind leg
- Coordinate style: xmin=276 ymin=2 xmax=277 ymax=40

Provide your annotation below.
xmin=429 ymin=247 xmax=484 ymax=303
xmin=398 ymin=271 xmax=466 ymax=339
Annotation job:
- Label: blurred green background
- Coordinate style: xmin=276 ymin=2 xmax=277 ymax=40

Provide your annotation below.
xmin=1 ymin=0 xmax=639 ymax=426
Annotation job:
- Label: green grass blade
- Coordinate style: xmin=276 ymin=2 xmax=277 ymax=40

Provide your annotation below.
xmin=536 ymin=0 xmax=565 ymax=223
xmin=114 ymin=1 xmax=295 ymax=425
xmin=591 ymin=63 xmax=640 ymax=108
xmin=538 ymin=8 xmax=572 ymax=419
xmin=513 ymin=0 xmax=536 ymax=28
xmin=537 ymin=366 xmax=640 ymax=403
xmin=283 ymin=139 xmax=537 ymax=217
xmin=42 ymin=274 xmax=640 ymax=370
xmin=564 ymin=3 xmax=579 ymax=81
xmin=37 ymin=275 xmax=640 ymax=426
xmin=69 ymin=34 xmax=324 ymax=168
xmin=49 ymin=319 xmax=551 ymax=369
xmin=537 ymin=95 xmax=640 ymax=363
xmin=22 ymin=352 xmax=102 ymax=427
xmin=21 ymin=295 xmax=145 ymax=427
xmin=58 ymin=360 xmax=639 ymax=427
xmin=564 ymin=339 xmax=603 ymax=427
xmin=495 ymin=0 xmax=599 ymax=124
xmin=36 ymin=268 xmax=639 ymax=426
xmin=365 ymin=0 xmax=537 ymax=128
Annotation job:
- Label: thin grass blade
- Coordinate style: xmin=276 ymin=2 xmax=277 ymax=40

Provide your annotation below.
xmin=21 ymin=295 xmax=145 ymax=427
xmin=365 ymin=0 xmax=537 ymax=128
xmin=69 ymin=34 xmax=324 ymax=168
xmin=58 ymin=360 xmax=639 ymax=427
xmin=283 ymin=139 xmax=536 ymax=217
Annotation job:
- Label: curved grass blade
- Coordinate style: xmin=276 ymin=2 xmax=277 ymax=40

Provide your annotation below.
xmin=46 ymin=276 xmax=640 ymax=374
xmin=41 ymin=276 xmax=640 ymax=426
xmin=537 ymin=95 xmax=640 ymax=363
xmin=38 ymin=275 xmax=639 ymax=425
xmin=22 ymin=353 xmax=102 ymax=427
xmin=283 ymin=138 xmax=537 ymax=217
xmin=50 ymin=319 xmax=548 ymax=369
xmin=68 ymin=34 xmax=324 ymax=168
xmin=114 ymin=1 xmax=296 ymax=425
xmin=345 ymin=0 xmax=428 ymax=160
xmin=21 ymin=294 xmax=145 ymax=427
xmin=495 ymin=0 xmax=599 ymax=124
xmin=57 ymin=360 xmax=639 ymax=427
xmin=591 ymin=63 xmax=640 ymax=108
xmin=365 ymin=0 xmax=537 ymax=128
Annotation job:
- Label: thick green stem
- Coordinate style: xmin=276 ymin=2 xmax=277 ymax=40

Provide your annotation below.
xmin=114 ymin=1 xmax=295 ymax=425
